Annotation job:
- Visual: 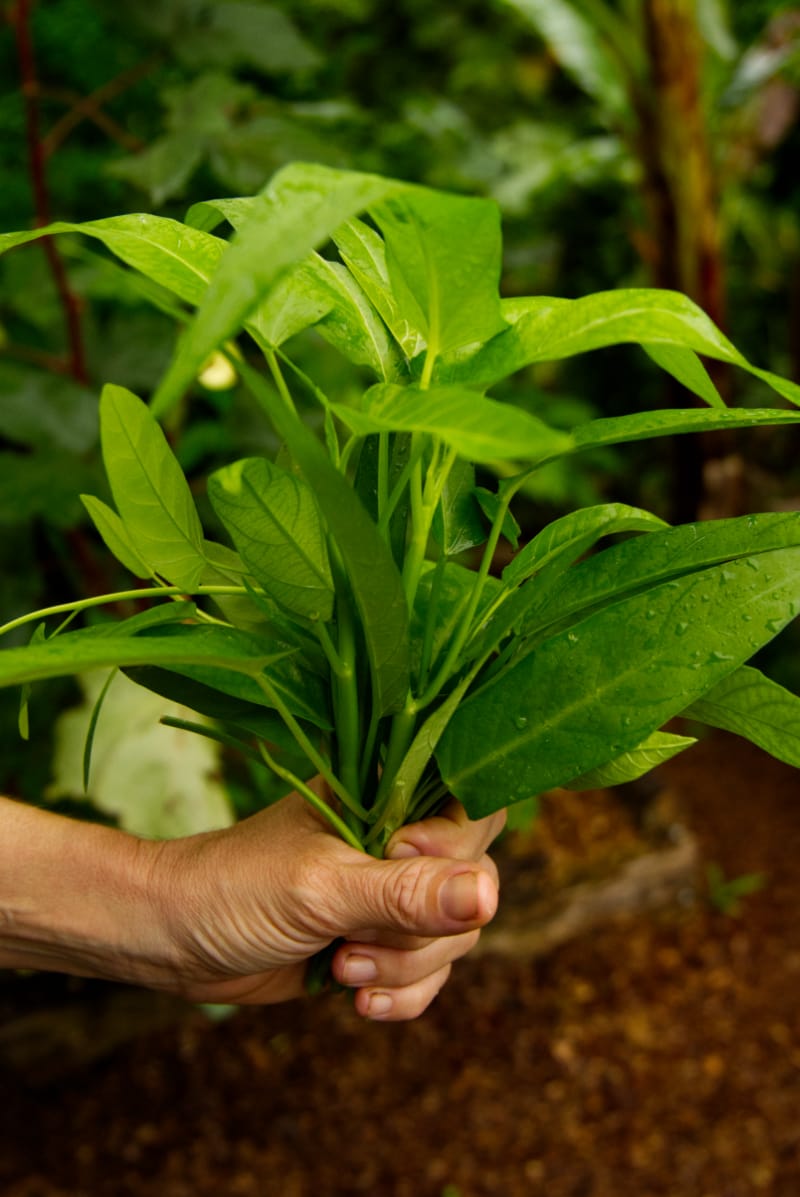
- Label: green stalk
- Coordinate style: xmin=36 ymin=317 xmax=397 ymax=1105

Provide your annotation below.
xmin=329 ymin=554 xmax=363 ymax=810
xmin=415 ymin=477 xmax=522 ymax=710
xmin=258 ymin=743 xmax=364 ymax=852
xmin=265 ymin=349 xmax=297 ymax=415
xmin=417 ymin=551 xmax=447 ymax=691
xmin=253 ymin=673 xmax=367 ymax=821
xmin=0 ymin=585 xmax=252 ymax=639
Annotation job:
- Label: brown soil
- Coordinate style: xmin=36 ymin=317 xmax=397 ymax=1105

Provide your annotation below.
xmin=1 ymin=731 xmax=800 ymax=1197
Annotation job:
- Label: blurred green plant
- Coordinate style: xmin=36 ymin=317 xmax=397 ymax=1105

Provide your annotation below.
xmin=706 ymin=861 xmax=767 ymax=915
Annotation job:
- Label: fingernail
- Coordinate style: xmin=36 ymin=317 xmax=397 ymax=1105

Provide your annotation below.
xmin=367 ymin=992 xmax=393 ymax=1019
xmin=341 ymin=954 xmax=378 ymax=985
xmin=440 ymin=872 xmax=479 ymax=922
xmin=386 ymin=840 xmax=420 ymax=860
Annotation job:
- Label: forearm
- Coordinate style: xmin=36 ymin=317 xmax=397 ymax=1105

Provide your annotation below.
xmin=0 ymin=796 xmax=181 ymax=989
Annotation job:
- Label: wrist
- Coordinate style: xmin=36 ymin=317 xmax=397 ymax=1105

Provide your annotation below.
xmin=0 ymin=796 xmax=185 ymax=991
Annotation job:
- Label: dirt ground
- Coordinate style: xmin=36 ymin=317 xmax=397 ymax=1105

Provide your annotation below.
xmin=1 ymin=730 xmax=799 ymax=1197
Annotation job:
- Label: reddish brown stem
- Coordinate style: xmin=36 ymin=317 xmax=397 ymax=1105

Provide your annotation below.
xmin=13 ymin=0 xmax=88 ymax=384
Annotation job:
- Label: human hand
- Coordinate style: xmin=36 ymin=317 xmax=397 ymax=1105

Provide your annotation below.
xmin=158 ymin=788 xmax=504 ymax=1021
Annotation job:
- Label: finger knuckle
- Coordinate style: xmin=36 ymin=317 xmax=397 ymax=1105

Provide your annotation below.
xmin=385 ymin=860 xmax=430 ymax=927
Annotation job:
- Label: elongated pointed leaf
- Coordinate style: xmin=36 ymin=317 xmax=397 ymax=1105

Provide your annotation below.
xmin=431 ymin=459 xmax=486 ymax=556
xmin=0 ymin=624 xmax=281 ymax=690
xmin=152 ymin=163 xmax=408 ymax=417
xmin=0 ymin=214 xmax=224 ymax=306
xmin=503 ymin=502 xmax=668 ymax=589
xmin=334 ymin=218 xmax=426 ymax=359
xmin=568 ymin=406 xmax=800 ymax=457
xmin=238 ymin=360 xmax=409 ymax=714
xmin=209 ymin=457 xmax=334 ymax=621
xmin=80 ymin=494 xmax=151 ymax=579
xmin=100 ymin=385 xmax=207 ymax=590
xmin=333 ymin=384 xmax=573 ymax=464
xmin=643 ymin=344 xmax=724 ymax=408
xmin=517 ymin=511 xmax=800 ymax=642
xmin=685 ymin=665 xmax=800 ymax=768
xmin=442 ymin=290 xmax=800 ymax=408
xmin=565 ymin=731 xmax=696 ymax=790
xmin=438 ymin=547 xmax=800 ymax=815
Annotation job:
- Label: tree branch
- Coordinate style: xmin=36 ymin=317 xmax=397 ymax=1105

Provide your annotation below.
xmin=13 ymin=0 xmax=88 ymax=384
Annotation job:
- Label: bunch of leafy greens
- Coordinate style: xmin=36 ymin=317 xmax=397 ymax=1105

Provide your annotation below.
xmin=2 ymin=163 xmax=800 ymax=865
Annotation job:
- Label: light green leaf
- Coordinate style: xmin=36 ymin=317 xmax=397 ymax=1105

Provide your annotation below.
xmin=685 ymin=665 xmax=800 ymax=768
xmin=0 ymin=214 xmax=225 ymax=307
xmin=370 ymin=189 xmax=507 ymax=360
xmin=438 ymin=546 xmax=800 ymax=816
xmin=152 ymin=163 xmax=409 ymax=417
xmin=442 ymin=290 xmax=800 ymax=408
xmin=208 ymin=457 xmax=334 ymax=621
xmin=333 ymin=384 xmax=573 ymax=464
xmin=565 ymin=731 xmax=697 ymax=790
xmin=80 ymin=495 xmax=151 ymax=579
xmin=100 ymin=385 xmax=207 ymax=590
xmin=569 ymin=407 xmax=800 ymax=458
xmin=643 ymin=344 xmax=725 ymax=408
xmin=334 ymin=218 xmax=426 ymax=359
xmin=502 ymin=502 xmax=668 ymax=589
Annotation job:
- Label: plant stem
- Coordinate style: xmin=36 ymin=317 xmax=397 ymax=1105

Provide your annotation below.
xmin=416 ymin=477 xmax=521 ymax=709
xmin=265 ymin=350 xmax=297 ymax=415
xmin=13 ymin=0 xmax=88 ymax=384
xmin=329 ymin=552 xmax=363 ymax=808
xmin=0 ymin=585 xmax=251 ymax=638
xmin=257 ymin=744 xmax=364 ymax=852
xmin=253 ymin=674 xmax=367 ymax=822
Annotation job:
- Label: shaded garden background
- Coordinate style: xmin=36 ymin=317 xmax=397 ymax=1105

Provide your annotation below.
xmin=1 ymin=3 xmax=799 ymax=1193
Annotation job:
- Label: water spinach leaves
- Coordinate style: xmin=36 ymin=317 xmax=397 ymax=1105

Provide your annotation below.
xmin=2 ymin=162 xmax=800 ymax=865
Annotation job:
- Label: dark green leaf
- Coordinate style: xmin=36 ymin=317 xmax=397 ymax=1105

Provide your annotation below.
xmin=431 ymin=459 xmax=486 ymax=557
xmin=685 ymin=666 xmax=800 ymax=768
xmin=438 ymin=546 xmax=800 ymax=815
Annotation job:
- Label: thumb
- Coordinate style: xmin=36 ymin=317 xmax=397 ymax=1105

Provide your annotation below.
xmin=335 ymin=855 xmax=499 ymax=940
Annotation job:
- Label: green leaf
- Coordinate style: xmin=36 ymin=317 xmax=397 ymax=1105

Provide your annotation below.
xmin=570 ymin=407 xmax=800 ymax=457
xmin=516 ymin=511 xmax=800 ymax=645
xmin=564 ymin=731 xmax=697 ymax=790
xmin=99 ymin=385 xmax=207 ymax=590
xmin=685 ymin=665 xmax=800 ymax=768
xmin=124 ymin=665 xmax=319 ymax=745
xmin=178 ymin=2 xmax=322 ymax=74
xmin=237 ymin=360 xmax=410 ymax=715
xmin=642 ymin=344 xmax=725 ymax=408
xmin=0 ymin=623 xmax=283 ymax=690
xmin=411 ymin=561 xmax=501 ymax=686
xmin=80 ymin=495 xmax=151 ymax=579
xmin=0 ymin=214 xmax=225 ymax=307
xmin=208 ymin=457 xmax=334 ymax=621
xmin=502 ymin=502 xmax=668 ymax=589
xmin=334 ymin=218 xmax=426 ymax=360
xmin=431 ymin=459 xmax=486 ymax=557
xmin=152 ymin=163 xmax=409 ymax=417
xmin=437 ymin=546 xmax=800 ymax=815
xmin=184 ymin=201 xmax=391 ymax=368
xmin=333 ymin=384 xmax=573 ymax=464
xmin=474 ymin=487 xmax=521 ymax=551
xmin=442 ymin=290 xmax=800 ymax=408
xmin=83 ymin=668 xmax=118 ymax=790
xmin=370 ymin=189 xmax=507 ymax=360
